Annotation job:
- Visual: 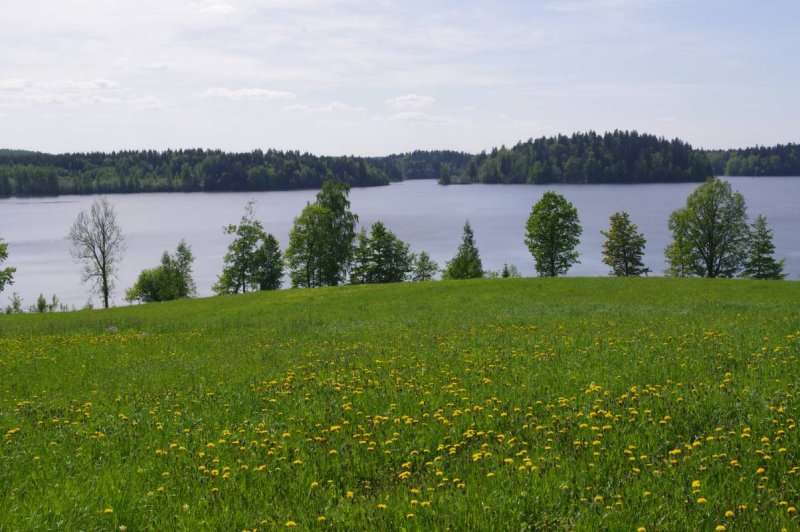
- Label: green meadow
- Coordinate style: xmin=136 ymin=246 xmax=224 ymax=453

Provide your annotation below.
xmin=1 ymin=278 xmax=799 ymax=530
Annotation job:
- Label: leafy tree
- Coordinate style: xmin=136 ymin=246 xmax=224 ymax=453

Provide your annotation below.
xmin=411 ymin=252 xmax=439 ymax=282
xmin=214 ymin=202 xmax=283 ymax=294
xmin=742 ymin=215 xmax=786 ymax=280
xmin=286 ymin=181 xmax=358 ymax=288
xmin=443 ymin=221 xmax=483 ymax=279
xmin=601 ymin=212 xmax=650 ymax=276
xmin=350 ymin=222 xmax=414 ymax=284
xmin=501 ymin=263 xmax=521 ymax=278
xmin=664 ymin=179 xmax=749 ymax=278
xmin=4 ymin=292 xmax=23 ymax=314
xmin=0 ymin=237 xmax=15 ymax=295
xmin=126 ymin=240 xmax=197 ymax=303
xmin=525 ymin=192 xmax=582 ymax=277
xmin=67 ymin=197 xmax=125 ymax=308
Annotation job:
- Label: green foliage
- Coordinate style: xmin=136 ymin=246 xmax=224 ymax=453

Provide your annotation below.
xmin=3 ymin=292 xmax=22 ymax=314
xmin=742 ymin=215 xmax=786 ymax=280
xmin=127 ymin=241 xmax=197 ymax=303
xmin=0 ymin=149 xmax=393 ymax=197
xmin=67 ymin=198 xmax=125 ymax=309
xmin=456 ymin=130 xmax=712 ymax=185
xmin=411 ymin=251 xmax=439 ymax=282
xmin=501 ymin=263 xmax=521 ymax=278
xmin=601 ymin=212 xmax=650 ymax=276
xmin=665 ymin=179 xmax=749 ymax=278
xmin=286 ymin=181 xmax=358 ymax=288
xmin=350 ymin=222 xmax=413 ymax=285
xmin=443 ymin=221 xmax=483 ymax=279
xmin=214 ymin=202 xmax=282 ymax=295
xmin=705 ymin=143 xmax=800 ymax=176
xmin=2 ymin=279 xmax=800 ymax=530
xmin=525 ymin=192 xmax=582 ymax=277
xmin=0 ymin=237 xmax=15 ymax=294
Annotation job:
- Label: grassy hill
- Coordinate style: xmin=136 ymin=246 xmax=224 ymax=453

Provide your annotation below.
xmin=1 ymin=278 xmax=799 ymax=530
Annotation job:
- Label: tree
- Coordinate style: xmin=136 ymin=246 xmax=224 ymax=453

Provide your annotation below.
xmin=501 ymin=263 xmax=521 ymax=278
xmin=742 ymin=215 xmax=786 ymax=280
xmin=443 ymin=221 xmax=483 ymax=279
xmin=524 ymin=191 xmax=581 ymax=277
xmin=67 ymin=198 xmax=125 ymax=308
xmin=213 ymin=201 xmax=283 ymax=294
xmin=664 ymin=178 xmax=749 ymax=278
xmin=285 ymin=181 xmax=358 ymax=288
xmin=126 ymin=240 xmax=197 ymax=303
xmin=411 ymin=251 xmax=439 ymax=282
xmin=601 ymin=212 xmax=650 ymax=276
xmin=350 ymin=221 xmax=414 ymax=284
xmin=0 ymin=237 xmax=15 ymax=295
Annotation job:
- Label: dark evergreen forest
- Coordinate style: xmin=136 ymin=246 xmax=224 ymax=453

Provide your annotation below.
xmin=444 ymin=131 xmax=712 ymax=185
xmin=3 ymin=131 xmax=796 ymax=197
xmin=704 ymin=144 xmax=800 ymax=176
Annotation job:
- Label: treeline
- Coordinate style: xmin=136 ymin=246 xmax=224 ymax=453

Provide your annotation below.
xmin=0 ymin=149 xmax=470 ymax=197
xmin=705 ymin=144 xmax=800 ymax=176
xmin=443 ymin=131 xmax=713 ymax=185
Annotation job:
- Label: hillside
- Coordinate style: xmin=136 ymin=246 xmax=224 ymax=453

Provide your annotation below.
xmin=1 ymin=278 xmax=799 ymax=529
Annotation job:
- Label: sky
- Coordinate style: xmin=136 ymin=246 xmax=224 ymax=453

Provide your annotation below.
xmin=1 ymin=0 xmax=798 ymax=155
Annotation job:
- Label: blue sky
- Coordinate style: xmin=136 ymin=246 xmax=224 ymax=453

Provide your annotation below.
xmin=1 ymin=0 xmax=798 ymax=154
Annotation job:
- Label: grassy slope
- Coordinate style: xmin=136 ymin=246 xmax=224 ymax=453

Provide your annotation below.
xmin=1 ymin=278 xmax=799 ymax=530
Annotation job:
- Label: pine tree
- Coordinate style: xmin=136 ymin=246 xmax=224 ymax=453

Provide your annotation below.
xmin=601 ymin=212 xmax=650 ymax=276
xmin=443 ymin=221 xmax=483 ymax=279
xmin=742 ymin=215 xmax=786 ymax=280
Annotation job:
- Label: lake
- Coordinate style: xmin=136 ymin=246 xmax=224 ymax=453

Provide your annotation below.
xmin=1 ymin=177 xmax=798 ymax=309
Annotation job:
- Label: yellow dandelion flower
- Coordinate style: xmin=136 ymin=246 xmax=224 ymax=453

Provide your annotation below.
xmin=285 ymin=521 xmax=297 ymax=527
xmin=377 ymin=503 xmax=388 ymax=510
xmin=103 ymin=508 xmax=114 ymax=515
xmin=697 ymin=498 xmax=708 ymax=504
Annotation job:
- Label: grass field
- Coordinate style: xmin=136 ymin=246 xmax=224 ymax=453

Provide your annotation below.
xmin=1 ymin=278 xmax=799 ymax=530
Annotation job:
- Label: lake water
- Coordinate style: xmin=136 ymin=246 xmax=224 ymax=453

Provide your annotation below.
xmin=1 ymin=177 xmax=798 ymax=309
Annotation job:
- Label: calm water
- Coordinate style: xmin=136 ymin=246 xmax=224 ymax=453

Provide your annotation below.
xmin=1 ymin=177 xmax=798 ymax=309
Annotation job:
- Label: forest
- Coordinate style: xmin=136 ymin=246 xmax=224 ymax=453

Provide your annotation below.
xmin=2 ymin=132 xmax=798 ymax=198
xmin=444 ymin=131 xmax=712 ymax=185
xmin=704 ymin=143 xmax=800 ymax=176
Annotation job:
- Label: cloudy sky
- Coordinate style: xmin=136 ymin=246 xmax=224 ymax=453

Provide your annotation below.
xmin=1 ymin=0 xmax=798 ymax=155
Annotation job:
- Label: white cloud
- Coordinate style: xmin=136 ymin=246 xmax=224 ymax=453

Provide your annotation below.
xmin=385 ymin=94 xmax=435 ymax=109
xmin=0 ymin=78 xmax=31 ymax=91
xmin=284 ymin=101 xmax=365 ymax=113
xmin=385 ymin=111 xmax=466 ymax=127
xmin=199 ymin=87 xmax=297 ymax=100
xmin=198 ymin=1 xmax=235 ymax=14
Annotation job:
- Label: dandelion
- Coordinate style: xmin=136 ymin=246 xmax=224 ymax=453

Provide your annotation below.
xmin=377 ymin=503 xmax=388 ymax=510
xmin=103 ymin=507 xmax=114 ymax=514
xmin=285 ymin=521 xmax=297 ymax=527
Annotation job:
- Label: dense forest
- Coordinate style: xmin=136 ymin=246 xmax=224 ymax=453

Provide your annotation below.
xmin=704 ymin=143 xmax=800 ymax=176
xmin=443 ymin=131 xmax=712 ymax=185
xmin=0 ymin=148 xmax=473 ymax=197
xmin=4 ymin=131 xmax=798 ymax=198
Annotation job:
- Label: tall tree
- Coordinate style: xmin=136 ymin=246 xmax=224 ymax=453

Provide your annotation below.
xmin=67 ymin=198 xmax=125 ymax=308
xmin=525 ymin=191 xmax=582 ymax=277
xmin=0 ymin=237 xmax=15 ymax=295
xmin=285 ymin=181 xmax=358 ymax=287
xmin=601 ymin=212 xmax=650 ymax=276
xmin=126 ymin=240 xmax=197 ymax=303
xmin=742 ymin=215 xmax=786 ymax=280
xmin=350 ymin=222 xmax=414 ymax=284
xmin=411 ymin=251 xmax=439 ymax=282
xmin=213 ymin=201 xmax=283 ymax=294
xmin=664 ymin=178 xmax=749 ymax=278
xmin=443 ymin=221 xmax=483 ymax=279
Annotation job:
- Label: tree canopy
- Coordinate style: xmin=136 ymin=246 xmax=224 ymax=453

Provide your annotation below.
xmin=601 ymin=212 xmax=650 ymax=277
xmin=126 ymin=241 xmax=196 ymax=303
xmin=349 ymin=222 xmax=414 ymax=284
xmin=742 ymin=215 xmax=786 ymax=280
xmin=665 ymin=179 xmax=749 ymax=278
xmin=447 ymin=131 xmax=712 ymax=185
xmin=443 ymin=222 xmax=483 ymax=280
xmin=213 ymin=201 xmax=283 ymax=294
xmin=525 ymin=192 xmax=582 ymax=277
xmin=0 ymin=237 xmax=15 ymax=295
xmin=705 ymin=143 xmax=800 ymax=177
xmin=286 ymin=181 xmax=358 ymax=288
